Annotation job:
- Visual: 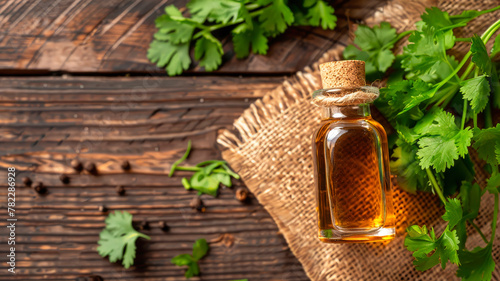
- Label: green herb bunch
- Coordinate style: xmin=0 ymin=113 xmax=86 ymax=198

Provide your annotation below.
xmin=148 ymin=0 xmax=337 ymax=75
xmin=169 ymin=140 xmax=240 ymax=196
xmin=345 ymin=5 xmax=500 ymax=280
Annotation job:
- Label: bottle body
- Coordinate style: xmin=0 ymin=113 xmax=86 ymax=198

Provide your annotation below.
xmin=312 ymin=96 xmax=395 ymax=243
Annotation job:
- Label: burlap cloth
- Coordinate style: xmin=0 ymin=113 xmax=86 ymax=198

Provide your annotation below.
xmin=217 ymin=0 xmax=500 ymax=280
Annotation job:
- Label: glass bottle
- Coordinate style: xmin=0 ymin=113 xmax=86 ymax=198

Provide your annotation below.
xmin=312 ymin=60 xmax=395 ymax=243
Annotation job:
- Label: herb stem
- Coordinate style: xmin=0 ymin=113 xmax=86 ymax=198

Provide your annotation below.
xmin=169 ymin=140 xmax=192 ymax=177
xmin=461 ymin=98 xmax=468 ymax=130
xmin=470 ymin=221 xmax=489 ymax=244
xmin=382 ymin=30 xmax=413 ymax=49
xmin=425 ymin=168 xmax=446 ymax=205
xmin=174 ymin=166 xmax=235 ymax=176
xmin=459 ymin=17 xmax=500 ymax=81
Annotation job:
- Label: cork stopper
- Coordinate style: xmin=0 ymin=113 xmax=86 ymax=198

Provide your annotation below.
xmin=319 ymin=60 xmax=366 ymax=89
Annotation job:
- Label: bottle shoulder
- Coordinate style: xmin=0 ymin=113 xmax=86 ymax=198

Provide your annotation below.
xmin=313 ymin=117 xmax=388 ymax=141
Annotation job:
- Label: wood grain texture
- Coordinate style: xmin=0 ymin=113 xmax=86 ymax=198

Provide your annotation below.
xmin=0 ymin=0 xmax=382 ymax=74
xmin=0 ymin=76 xmax=312 ymax=281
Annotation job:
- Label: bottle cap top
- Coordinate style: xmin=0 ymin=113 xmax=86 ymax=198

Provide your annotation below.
xmin=319 ymin=60 xmax=366 ymax=89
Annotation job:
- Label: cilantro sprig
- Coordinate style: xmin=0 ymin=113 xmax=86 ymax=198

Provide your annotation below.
xmin=148 ymin=0 xmax=337 ymax=75
xmin=171 ymin=238 xmax=209 ymax=279
xmin=345 ymin=4 xmax=500 ymax=279
xmin=97 ymin=211 xmax=151 ymax=268
xmin=169 ymin=140 xmax=240 ymax=196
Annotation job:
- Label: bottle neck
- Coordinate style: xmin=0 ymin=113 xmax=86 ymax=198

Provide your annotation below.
xmin=320 ymin=104 xmax=371 ymax=120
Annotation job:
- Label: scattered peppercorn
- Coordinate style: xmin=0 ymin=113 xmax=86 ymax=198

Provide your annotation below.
xmin=235 ymin=187 xmax=249 ymax=202
xmin=84 ymin=162 xmax=97 ymax=175
xmin=59 ymin=174 xmax=70 ymax=184
xmin=190 ymin=196 xmax=205 ymax=212
xmin=98 ymin=205 xmax=107 ymax=212
xmin=116 ymin=185 xmax=125 ymax=196
xmin=159 ymin=221 xmax=170 ymax=232
xmin=33 ymin=182 xmax=46 ymax=194
xmin=140 ymin=221 xmax=150 ymax=230
xmin=22 ymin=177 xmax=32 ymax=187
xmin=71 ymin=159 xmax=83 ymax=172
xmin=120 ymin=160 xmax=131 ymax=171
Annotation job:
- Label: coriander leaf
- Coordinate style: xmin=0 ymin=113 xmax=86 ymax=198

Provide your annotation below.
xmin=305 ymin=0 xmax=336 ymax=30
xmin=375 ymin=79 xmax=434 ymax=122
xmin=194 ymin=32 xmax=224 ymax=71
xmin=416 ymin=109 xmax=472 ymax=172
xmin=417 ymin=137 xmax=457 ymax=172
xmin=457 ymin=245 xmax=495 ymax=281
xmin=390 ymin=139 xmax=429 ymax=193
xmin=192 ymin=238 xmax=209 ymax=260
xmin=187 ymin=0 xmax=222 ymax=22
xmin=343 ymin=22 xmax=397 ymax=79
xmin=460 ymin=75 xmax=491 ymax=114
xmin=472 ymin=125 xmax=500 ymax=166
xmin=232 ymin=22 xmax=268 ymax=58
xmin=211 ymin=1 xmax=248 ymax=25
xmin=420 ymin=7 xmax=454 ymax=30
xmin=486 ymin=174 xmax=500 ymax=194
xmin=441 ymin=198 xmax=462 ymax=229
xmin=185 ymin=262 xmax=200 ymax=278
xmin=154 ymin=6 xmax=195 ymax=44
xmin=470 ymin=35 xmax=493 ymax=75
xmin=404 ymin=225 xmax=460 ymax=270
xmin=258 ymin=0 xmax=294 ymax=36
xmin=148 ymin=40 xmax=191 ymax=76
xmin=496 ymin=142 xmax=500 ymax=164
xmin=456 ymin=181 xmax=481 ymax=249
xmin=402 ymin=25 xmax=454 ymax=81
xmin=188 ymin=0 xmax=251 ymax=25
xmin=172 ymin=254 xmax=193 ymax=266
xmin=460 ymin=181 xmax=481 ymax=220
xmin=97 ymin=211 xmax=150 ymax=268
xmin=171 ymin=239 xmax=208 ymax=279
xmin=421 ymin=7 xmax=482 ymax=32
xmin=491 ymin=34 xmax=500 ymax=56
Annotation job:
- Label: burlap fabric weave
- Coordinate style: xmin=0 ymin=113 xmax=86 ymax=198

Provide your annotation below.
xmin=217 ymin=0 xmax=500 ymax=280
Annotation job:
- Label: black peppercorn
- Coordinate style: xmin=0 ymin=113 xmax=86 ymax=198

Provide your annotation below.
xmin=120 ymin=160 xmax=131 ymax=171
xmin=33 ymin=182 xmax=46 ymax=194
xmin=71 ymin=159 xmax=83 ymax=172
xmin=235 ymin=187 xmax=249 ymax=202
xmin=140 ymin=221 xmax=150 ymax=230
xmin=84 ymin=162 xmax=97 ymax=175
xmin=159 ymin=221 xmax=170 ymax=232
xmin=116 ymin=185 xmax=125 ymax=196
xmin=59 ymin=174 xmax=70 ymax=184
xmin=98 ymin=205 xmax=107 ymax=212
xmin=22 ymin=177 xmax=32 ymax=187
xmin=190 ymin=196 xmax=205 ymax=212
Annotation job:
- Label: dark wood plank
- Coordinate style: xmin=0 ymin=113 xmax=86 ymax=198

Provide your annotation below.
xmin=0 ymin=76 xmax=310 ymax=281
xmin=0 ymin=0 xmax=378 ymax=74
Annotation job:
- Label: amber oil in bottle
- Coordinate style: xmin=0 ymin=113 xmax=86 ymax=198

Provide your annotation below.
xmin=312 ymin=60 xmax=395 ymax=243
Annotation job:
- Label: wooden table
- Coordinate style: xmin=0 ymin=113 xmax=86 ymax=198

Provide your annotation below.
xmin=0 ymin=1 xmax=377 ymax=280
